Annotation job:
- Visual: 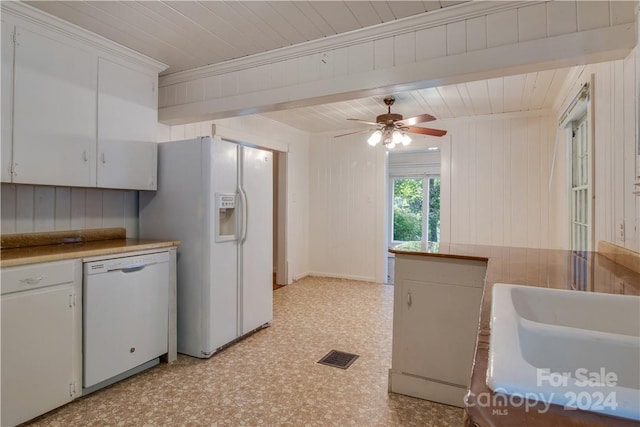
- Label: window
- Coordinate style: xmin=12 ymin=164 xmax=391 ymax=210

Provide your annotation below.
xmin=391 ymin=176 xmax=440 ymax=243
xmin=570 ymin=114 xmax=590 ymax=253
xmin=559 ymin=82 xmax=592 ymax=290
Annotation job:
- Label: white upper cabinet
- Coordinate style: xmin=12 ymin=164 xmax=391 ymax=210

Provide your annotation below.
xmin=1 ymin=24 xmax=14 ymax=183
xmin=0 ymin=2 xmax=167 ymax=190
xmin=97 ymin=59 xmax=157 ymax=190
xmin=12 ymin=26 xmax=97 ymax=187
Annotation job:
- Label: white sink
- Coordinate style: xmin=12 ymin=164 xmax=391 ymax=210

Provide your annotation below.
xmin=487 ymin=283 xmax=640 ymax=421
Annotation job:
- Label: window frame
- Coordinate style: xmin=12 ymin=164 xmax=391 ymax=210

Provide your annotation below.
xmin=388 ymin=173 xmax=440 ymax=245
xmin=558 ymin=81 xmax=594 ymax=291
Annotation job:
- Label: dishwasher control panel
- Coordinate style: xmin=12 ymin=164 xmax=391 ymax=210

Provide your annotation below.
xmin=85 ymin=252 xmax=170 ymax=275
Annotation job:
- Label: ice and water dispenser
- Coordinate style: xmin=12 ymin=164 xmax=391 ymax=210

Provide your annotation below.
xmin=215 ymin=193 xmax=237 ymax=242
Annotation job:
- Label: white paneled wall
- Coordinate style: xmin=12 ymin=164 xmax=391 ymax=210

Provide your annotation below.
xmin=166 ymin=115 xmax=311 ymax=283
xmin=442 ymin=114 xmax=555 ymax=248
xmin=1 ymin=184 xmax=138 ymax=237
xmin=287 ymin=138 xmax=310 ymax=281
xmin=308 ymin=133 xmax=386 ymax=282
xmin=308 ymin=112 xmax=557 ymax=282
xmin=550 ymin=48 xmax=639 ymax=252
xmin=158 ymin=0 xmax=637 ymax=124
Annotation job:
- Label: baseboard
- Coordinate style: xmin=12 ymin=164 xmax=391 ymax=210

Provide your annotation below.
xmin=292 ymin=272 xmax=309 ymax=281
xmin=388 ymin=370 xmax=466 ymax=408
xmin=306 ymin=271 xmax=377 ymax=282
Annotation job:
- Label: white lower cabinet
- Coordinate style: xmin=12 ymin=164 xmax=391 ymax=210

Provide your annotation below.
xmin=1 ymin=260 xmax=82 ymax=427
xmin=389 ymin=253 xmax=487 ymax=407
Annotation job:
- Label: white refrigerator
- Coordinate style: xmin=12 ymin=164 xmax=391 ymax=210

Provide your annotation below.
xmin=139 ymin=136 xmax=273 ymax=358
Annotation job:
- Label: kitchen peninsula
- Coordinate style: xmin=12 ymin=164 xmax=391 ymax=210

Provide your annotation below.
xmin=389 ymin=241 xmax=640 ymax=426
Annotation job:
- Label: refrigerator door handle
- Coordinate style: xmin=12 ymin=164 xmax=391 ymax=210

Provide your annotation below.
xmin=239 ymin=186 xmax=248 ymax=243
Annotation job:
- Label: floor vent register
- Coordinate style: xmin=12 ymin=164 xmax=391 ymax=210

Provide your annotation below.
xmin=317 ymin=350 xmax=359 ymax=369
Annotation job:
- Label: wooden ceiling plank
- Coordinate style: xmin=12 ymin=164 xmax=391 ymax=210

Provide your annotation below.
xmin=487 ymin=77 xmax=504 ymax=114
xmin=528 ymin=70 xmax=555 ymax=111
xmin=520 ymin=72 xmax=537 ymax=111
xmin=223 ymin=1 xmax=291 ymax=47
xmin=87 ymin=1 xmax=203 ymax=62
xmin=502 ymin=74 xmax=527 ymax=113
xmin=417 ymin=87 xmax=454 ymax=118
xmin=440 ymin=1 xmax=468 ymax=8
xmin=241 ymin=2 xmax=308 ymax=44
xmin=268 ymin=2 xmax=325 ymax=42
xmin=542 ymin=67 xmax=571 ymax=109
xmin=465 ymin=80 xmax=492 ymax=116
xmin=293 ymin=1 xmax=336 ymax=37
xmin=344 ymin=2 xmax=383 ymax=28
xmin=308 ymin=1 xmax=361 ymax=34
xmin=369 ymin=1 xmax=396 ymax=22
xmin=163 ymin=1 xmax=258 ymax=57
xmin=388 ymin=1 xmax=427 ymax=19
xmin=456 ymin=82 xmax=475 ymax=116
xmin=137 ymin=1 xmax=241 ymax=67
xmin=436 ymin=84 xmax=468 ymax=117
xmin=422 ymin=2 xmax=444 ymax=13
xmin=199 ymin=1 xmax=280 ymax=52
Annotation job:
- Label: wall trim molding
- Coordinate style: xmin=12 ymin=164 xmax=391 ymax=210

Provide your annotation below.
xmin=159 ymin=1 xmax=538 ymax=87
xmin=307 ymin=272 xmax=377 ymax=283
xmin=1 ymin=2 xmax=168 ymax=73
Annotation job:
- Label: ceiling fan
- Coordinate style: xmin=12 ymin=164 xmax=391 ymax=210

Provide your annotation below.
xmin=335 ymin=96 xmax=447 ymax=148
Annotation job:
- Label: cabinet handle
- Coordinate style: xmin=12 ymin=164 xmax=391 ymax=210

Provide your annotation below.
xmin=82 ymin=151 xmax=88 ymax=162
xmin=19 ymin=275 xmax=45 ymax=285
xmin=101 ymin=153 xmax=106 ymax=164
xmin=407 ymin=291 xmax=412 ymax=307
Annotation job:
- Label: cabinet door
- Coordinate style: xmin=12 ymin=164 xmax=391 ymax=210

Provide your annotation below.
xmin=398 ymin=280 xmax=483 ymax=386
xmin=97 ymin=58 xmax=157 ymax=190
xmin=2 ymin=23 xmax=14 ymax=182
xmin=12 ymin=27 xmax=97 ymax=187
xmin=1 ymin=284 xmax=77 ymax=426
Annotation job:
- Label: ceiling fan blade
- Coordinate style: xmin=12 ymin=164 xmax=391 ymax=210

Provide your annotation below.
xmin=395 ymin=113 xmax=436 ymax=126
xmin=405 ymin=126 xmax=447 ymax=137
xmin=334 ymin=128 xmax=374 ymax=138
xmin=347 ymin=118 xmax=381 ymax=126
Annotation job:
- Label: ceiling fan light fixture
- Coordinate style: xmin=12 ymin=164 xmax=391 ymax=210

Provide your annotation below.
xmin=340 ymin=96 xmax=445 ymax=148
xmin=391 ymin=130 xmax=403 ymax=145
xmin=368 ymin=130 xmax=382 ymax=146
xmin=382 ymin=127 xmax=393 ymax=144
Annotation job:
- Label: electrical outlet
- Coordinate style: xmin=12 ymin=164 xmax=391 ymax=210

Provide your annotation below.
xmin=619 ymin=222 xmax=625 ymax=240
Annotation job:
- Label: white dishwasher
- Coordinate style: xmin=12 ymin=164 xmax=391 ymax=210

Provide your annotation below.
xmin=83 ymin=251 xmax=169 ymax=391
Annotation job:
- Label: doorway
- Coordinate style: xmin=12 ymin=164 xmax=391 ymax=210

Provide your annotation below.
xmin=273 ymin=151 xmax=288 ymax=288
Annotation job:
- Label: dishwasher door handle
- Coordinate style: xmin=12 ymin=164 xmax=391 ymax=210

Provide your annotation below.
xmin=118 ymin=265 xmax=147 ymax=273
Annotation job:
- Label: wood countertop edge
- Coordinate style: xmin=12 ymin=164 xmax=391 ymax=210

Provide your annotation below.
xmin=389 ymin=249 xmax=490 ymax=263
xmin=1 ymin=241 xmax=181 ymax=268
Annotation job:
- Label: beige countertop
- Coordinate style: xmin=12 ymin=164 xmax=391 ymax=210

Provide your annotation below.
xmin=0 ymin=228 xmax=180 ymax=267
xmin=390 ymin=241 xmax=640 ymax=426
